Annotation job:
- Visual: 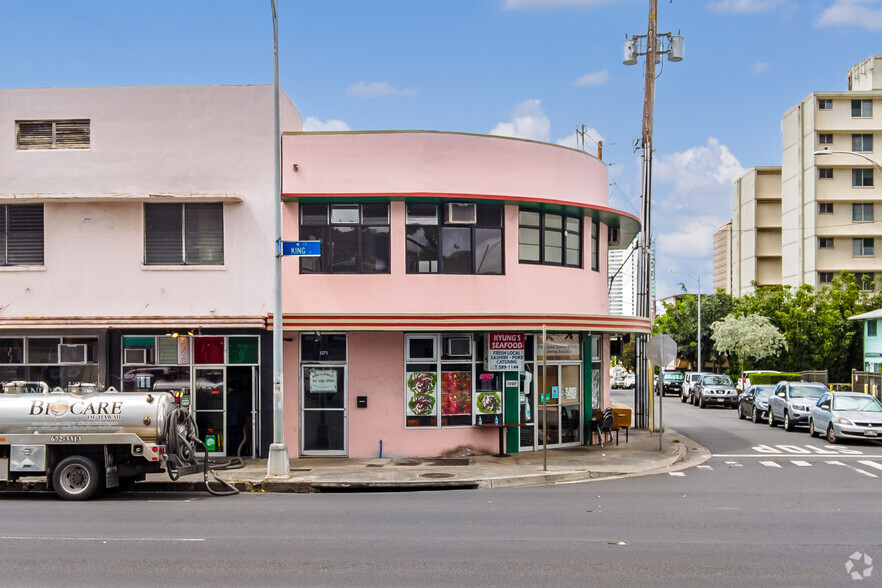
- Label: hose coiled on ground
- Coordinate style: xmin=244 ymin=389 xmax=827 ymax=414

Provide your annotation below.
xmin=163 ymin=406 xmax=240 ymax=496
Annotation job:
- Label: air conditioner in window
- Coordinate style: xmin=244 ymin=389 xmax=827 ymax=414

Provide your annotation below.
xmin=124 ymin=348 xmax=148 ymax=365
xmin=445 ymin=203 xmax=476 ymax=225
xmin=58 ymin=344 xmax=87 ymax=364
xmin=608 ymin=227 xmax=620 ymax=247
xmin=443 ymin=336 xmax=472 ymax=357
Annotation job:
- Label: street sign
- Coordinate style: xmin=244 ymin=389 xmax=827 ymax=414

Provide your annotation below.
xmin=647 ymin=334 xmax=677 ymax=366
xmin=280 ymin=240 xmax=321 ymax=257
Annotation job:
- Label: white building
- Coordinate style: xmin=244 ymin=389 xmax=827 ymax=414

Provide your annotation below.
xmin=608 ymin=237 xmax=638 ymax=316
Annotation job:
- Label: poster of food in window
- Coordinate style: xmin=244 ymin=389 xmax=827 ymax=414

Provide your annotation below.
xmin=406 ymin=372 xmax=437 ymax=416
xmin=441 ymin=371 xmax=472 ymax=415
xmin=475 ymin=390 xmax=502 ymax=415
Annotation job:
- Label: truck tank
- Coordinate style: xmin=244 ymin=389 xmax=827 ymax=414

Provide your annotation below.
xmin=0 ymin=389 xmax=176 ymax=443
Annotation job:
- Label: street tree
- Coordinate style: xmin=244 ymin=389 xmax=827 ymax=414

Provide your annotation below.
xmin=710 ymin=313 xmax=787 ymax=378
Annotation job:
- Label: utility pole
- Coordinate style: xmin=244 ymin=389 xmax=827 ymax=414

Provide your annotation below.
xmin=624 ymin=1 xmax=683 ymax=429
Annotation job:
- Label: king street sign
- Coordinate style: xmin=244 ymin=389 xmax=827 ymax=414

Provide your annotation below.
xmin=280 ymin=240 xmax=321 ymax=257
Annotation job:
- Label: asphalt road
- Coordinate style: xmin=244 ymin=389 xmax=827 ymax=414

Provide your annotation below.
xmin=1 ymin=388 xmax=880 ymax=587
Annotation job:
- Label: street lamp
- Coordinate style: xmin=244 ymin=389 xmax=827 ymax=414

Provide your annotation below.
xmin=813 ymin=149 xmax=882 ymax=172
xmin=671 ymin=271 xmax=701 ymax=372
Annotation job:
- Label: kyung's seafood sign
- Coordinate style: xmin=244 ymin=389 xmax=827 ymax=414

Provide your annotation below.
xmin=485 ymin=332 xmax=525 ymax=371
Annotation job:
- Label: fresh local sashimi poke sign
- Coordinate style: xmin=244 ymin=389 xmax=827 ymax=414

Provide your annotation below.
xmin=485 ymin=332 xmax=525 ymax=371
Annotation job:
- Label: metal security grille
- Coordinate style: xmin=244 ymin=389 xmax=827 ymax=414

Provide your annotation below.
xmin=16 ymin=119 xmax=90 ymax=149
xmin=0 ymin=204 xmax=44 ymax=265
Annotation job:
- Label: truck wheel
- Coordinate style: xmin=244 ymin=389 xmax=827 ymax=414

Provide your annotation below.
xmin=53 ymin=456 xmax=101 ymax=501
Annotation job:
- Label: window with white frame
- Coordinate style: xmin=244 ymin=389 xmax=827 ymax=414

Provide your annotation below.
xmin=853 ymin=237 xmax=874 ymax=257
xmin=853 ymin=168 xmax=874 ymax=187
xmin=819 ymin=202 xmax=834 ymax=214
xmin=858 ymin=273 xmax=876 ymax=290
xmin=16 ymin=119 xmax=90 ymax=150
xmin=852 ymin=99 xmax=873 ymax=118
xmin=404 ymin=334 xmax=501 ymax=428
xmin=144 ymin=203 xmax=224 ymax=265
xmin=0 ymin=204 xmax=44 ymax=266
xmin=853 ymin=203 xmax=874 ymax=222
xmin=819 ymin=237 xmax=834 ymax=249
xmin=300 ymin=202 xmax=390 ymax=274
xmin=818 ymin=98 xmax=833 ymax=110
xmin=819 ymin=272 xmax=834 ymax=285
xmin=818 ymin=133 xmax=833 ymax=145
xmin=819 ymin=168 xmax=833 ymax=179
xmin=869 ymin=321 xmax=878 ymax=337
xmin=853 ymin=133 xmax=874 ymax=152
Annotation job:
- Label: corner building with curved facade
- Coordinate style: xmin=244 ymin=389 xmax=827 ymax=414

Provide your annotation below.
xmin=277 ymin=131 xmax=648 ymax=458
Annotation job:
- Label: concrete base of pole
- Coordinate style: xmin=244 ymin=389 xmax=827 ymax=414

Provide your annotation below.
xmin=266 ymin=443 xmax=290 ymax=476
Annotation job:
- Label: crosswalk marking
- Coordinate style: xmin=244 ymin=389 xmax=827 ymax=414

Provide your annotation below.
xmin=724 ymin=461 xmax=743 ymax=467
xmin=858 ymin=460 xmax=882 ymax=472
xmin=759 ymin=461 xmax=782 ymax=468
xmin=826 ymin=460 xmax=879 ymax=478
xmin=668 ymin=472 xmax=685 ymax=476
xmin=697 ymin=465 xmax=713 ymax=470
xmin=791 ymin=460 xmax=812 ymax=467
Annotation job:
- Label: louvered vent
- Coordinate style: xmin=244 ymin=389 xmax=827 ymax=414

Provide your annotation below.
xmin=16 ymin=119 xmax=90 ymax=149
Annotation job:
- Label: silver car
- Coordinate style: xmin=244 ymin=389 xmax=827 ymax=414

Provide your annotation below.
xmin=768 ymin=381 xmax=828 ymax=431
xmin=694 ymin=374 xmax=738 ymax=409
xmin=809 ymin=391 xmax=882 ymax=443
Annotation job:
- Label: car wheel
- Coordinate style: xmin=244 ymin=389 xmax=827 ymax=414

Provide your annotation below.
xmin=809 ymin=419 xmax=818 ymax=438
xmin=827 ymin=424 xmax=838 ymax=444
xmin=681 ymin=391 xmax=688 ymax=403
xmin=768 ymin=410 xmax=777 ymax=427
xmin=699 ymin=394 xmax=706 ymax=409
xmin=752 ymin=407 xmax=760 ymax=424
xmin=738 ymin=404 xmax=746 ymax=420
xmin=52 ymin=455 xmax=101 ymax=501
xmin=783 ymin=411 xmax=794 ymax=432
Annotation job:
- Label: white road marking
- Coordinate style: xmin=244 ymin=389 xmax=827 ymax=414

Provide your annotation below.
xmin=826 ymin=460 xmax=878 ymax=478
xmin=0 ymin=536 xmax=205 ymax=542
xmin=791 ymin=461 xmax=812 ymax=467
xmin=724 ymin=461 xmax=743 ymax=467
xmin=712 ymin=454 xmax=882 ymax=459
xmin=668 ymin=472 xmax=686 ymax=477
xmin=697 ymin=465 xmax=713 ymax=470
xmin=858 ymin=460 xmax=882 ymax=472
xmin=759 ymin=461 xmax=782 ymax=468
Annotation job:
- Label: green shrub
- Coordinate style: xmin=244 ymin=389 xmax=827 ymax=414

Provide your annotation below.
xmin=749 ymin=372 xmax=801 ymax=385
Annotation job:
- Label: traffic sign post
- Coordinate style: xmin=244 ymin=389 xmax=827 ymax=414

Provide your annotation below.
xmin=647 ymin=334 xmax=677 ymax=451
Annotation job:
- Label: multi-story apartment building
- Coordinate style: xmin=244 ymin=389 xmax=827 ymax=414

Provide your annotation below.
xmin=712 ymin=220 xmax=732 ymax=293
xmin=608 ymin=238 xmax=638 ymax=315
xmin=276 ymin=131 xmax=647 ymax=458
xmin=731 ymin=167 xmax=782 ymax=296
xmin=0 ymin=85 xmax=302 ymax=457
xmin=728 ymin=55 xmax=882 ymax=296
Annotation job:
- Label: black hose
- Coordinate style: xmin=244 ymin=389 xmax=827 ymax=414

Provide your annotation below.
xmin=163 ymin=406 xmax=239 ymax=496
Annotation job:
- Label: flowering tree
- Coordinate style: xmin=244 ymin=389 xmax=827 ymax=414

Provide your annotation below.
xmin=710 ymin=313 xmax=787 ymax=376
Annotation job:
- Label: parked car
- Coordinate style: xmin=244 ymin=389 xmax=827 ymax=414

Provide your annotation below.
xmin=738 ymin=370 xmax=780 ymax=392
xmin=809 ymin=391 xmax=882 ymax=443
xmin=683 ymin=371 xmax=710 ymax=405
xmin=623 ymin=374 xmax=636 ymax=389
xmin=658 ymin=371 xmax=684 ymax=396
xmin=737 ymin=384 xmax=776 ymax=423
xmin=694 ymin=374 xmax=738 ymax=408
xmin=767 ymin=381 xmax=828 ymax=431
xmin=612 ymin=375 xmax=626 ymax=389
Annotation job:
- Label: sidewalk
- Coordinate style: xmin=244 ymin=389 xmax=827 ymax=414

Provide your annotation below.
xmin=139 ymin=427 xmax=710 ymax=494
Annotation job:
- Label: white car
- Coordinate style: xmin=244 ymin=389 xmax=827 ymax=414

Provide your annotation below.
xmin=738 ymin=370 xmax=780 ymax=393
xmin=809 ymin=391 xmax=882 ymax=443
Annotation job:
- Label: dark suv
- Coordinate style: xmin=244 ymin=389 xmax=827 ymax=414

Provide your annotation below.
xmin=658 ymin=371 xmax=684 ymax=396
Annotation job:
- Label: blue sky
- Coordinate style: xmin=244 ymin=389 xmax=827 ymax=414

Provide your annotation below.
xmin=4 ymin=0 xmax=882 ymax=301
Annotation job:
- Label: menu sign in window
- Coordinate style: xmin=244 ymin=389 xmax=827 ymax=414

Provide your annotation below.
xmin=485 ymin=332 xmax=525 ymax=372
xmin=309 ymin=369 xmax=338 ymax=393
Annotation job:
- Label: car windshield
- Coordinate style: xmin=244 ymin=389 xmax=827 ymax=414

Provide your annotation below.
xmin=663 ymin=373 xmax=684 ymax=382
xmin=754 ymin=386 xmax=775 ymax=398
xmin=789 ymin=385 xmax=826 ymax=399
xmin=702 ymin=375 xmax=732 ymax=386
xmin=832 ymin=395 xmax=882 ymax=412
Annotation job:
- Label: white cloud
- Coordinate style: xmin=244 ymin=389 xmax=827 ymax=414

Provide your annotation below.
xmin=489 ymin=99 xmax=551 ymax=142
xmin=654 ymin=137 xmax=745 ymax=206
xmin=556 ymin=127 xmax=605 ymax=150
xmin=302 ymin=117 xmax=351 ymax=132
xmin=573 ymin=70 xmax=611 ymax=87
xmin=502 ymin=0 xmax=617 ymax=10
xmin=750 ymin=61 xmax=771 ymax=74
xmin=705 ymin=0 xmax=788 ymax=13
xmin=817 ymin=0 xmax=882 ymax=31
xmin=346 ymin=81 xmax=417 ymax=98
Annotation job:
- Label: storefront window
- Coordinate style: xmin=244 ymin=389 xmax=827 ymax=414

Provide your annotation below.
xmin=228 ymin=337 xmax=259 ymax=364
xmin=0 ymin=336 xmax=99 ymax=389
xmin=194 ymin=337 xmax=224 ymax=364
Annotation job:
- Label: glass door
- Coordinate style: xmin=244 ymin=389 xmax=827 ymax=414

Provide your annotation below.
xmin=194 ymin=368 xmax=225 ymax=455
xmin=535 ymin=364 xmax=582 ymax=447
xmin=226 ymin=366 xmax=255 ymax=458
xmin=301 ymin=365 xmax=347 ymax=455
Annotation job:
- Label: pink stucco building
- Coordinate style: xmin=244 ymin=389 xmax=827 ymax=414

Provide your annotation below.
xmin=278 ymin=131 xmax=648 ymax=458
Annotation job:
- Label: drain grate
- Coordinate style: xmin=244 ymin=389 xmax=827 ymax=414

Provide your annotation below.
xmin=427 ymin=459 xmax=470 ymax=466
xmin=418 ymin=472 xmax=456 ymax=479
xmin=291 ymin=468 xmax=312 ymax=472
